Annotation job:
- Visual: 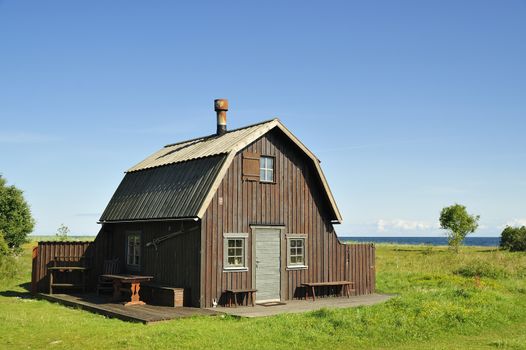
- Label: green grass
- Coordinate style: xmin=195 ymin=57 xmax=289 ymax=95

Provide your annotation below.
xmin=1 ymin=244 xmax=525 ymax=349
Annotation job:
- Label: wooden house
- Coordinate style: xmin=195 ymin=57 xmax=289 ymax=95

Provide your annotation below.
xmin=32 ymin=99 xmax=375 ymax=308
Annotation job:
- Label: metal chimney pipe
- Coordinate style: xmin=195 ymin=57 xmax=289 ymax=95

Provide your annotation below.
xmin=214 ymin=98 xmax=228 ymax=135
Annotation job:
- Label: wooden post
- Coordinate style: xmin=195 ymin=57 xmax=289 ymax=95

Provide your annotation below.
xmin=49 ymin=270 xmax=53 ymax=295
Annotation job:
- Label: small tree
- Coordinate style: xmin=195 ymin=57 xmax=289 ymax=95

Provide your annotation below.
xmin=439 ymin=204 xmax=479 ymax=253
xmin=0 ymin=176 xmax=35 ymax=251
xmin=55 ymin=224 xmax=70 ymax=241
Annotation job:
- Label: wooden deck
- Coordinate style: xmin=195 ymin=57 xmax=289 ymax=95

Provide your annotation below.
xmin=209 ymin=293 xmax=394 ymax=318
xmin=39 ymin=293 xmax=219 ymax=324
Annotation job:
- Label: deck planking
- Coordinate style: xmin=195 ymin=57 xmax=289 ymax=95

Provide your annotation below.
xmin=209 ymin=293 xmax=394 ymax=318
xmin=39 ymin=293 xmax=219 ymax=324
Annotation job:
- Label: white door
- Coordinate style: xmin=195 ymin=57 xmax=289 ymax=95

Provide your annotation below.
xmin=254 ymin=227 xmax=281 ymax=302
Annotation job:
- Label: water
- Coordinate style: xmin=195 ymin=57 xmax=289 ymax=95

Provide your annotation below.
xmin=339 ymin=236 xmax=500 ymax=247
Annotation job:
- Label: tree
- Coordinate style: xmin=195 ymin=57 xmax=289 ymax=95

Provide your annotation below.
xmin=500 ymin=226 xmax=526 ymax=251
xmin=55 ymin=224 xmax=70 ymax=241
xmin=0 ymin=176 xmax=35 ymax=251
xmin=439 ymin=204 xmax=479 ymax=252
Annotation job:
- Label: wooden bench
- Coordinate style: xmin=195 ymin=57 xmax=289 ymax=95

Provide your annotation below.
xmin=224 ymin=288 xmax=257 ymax=307
xmin=48 ymin=256 xmax=90 ymax=295
xmin=142 ymin=283 xmax=185 ymax=307
xmin=301 ymin=281 xmax=355 ymax=301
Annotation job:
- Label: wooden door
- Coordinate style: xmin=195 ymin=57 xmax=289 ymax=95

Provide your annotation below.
xmin=254 ymin=227 xmax=281 ymax=302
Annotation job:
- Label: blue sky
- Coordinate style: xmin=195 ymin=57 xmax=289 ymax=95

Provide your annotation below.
xmin=1 ymin=1 xmax=525 ymax=237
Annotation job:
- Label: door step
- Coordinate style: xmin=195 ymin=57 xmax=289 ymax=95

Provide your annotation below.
xmin=257 ymin=301 xmax=287 ymax=307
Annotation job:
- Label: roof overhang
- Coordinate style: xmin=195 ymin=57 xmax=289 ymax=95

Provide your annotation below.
xmin=98 ymin=217 xmax=200 ymax=225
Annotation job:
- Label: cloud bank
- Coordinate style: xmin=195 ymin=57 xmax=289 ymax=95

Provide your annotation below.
xmin=377 ymin=219 xmax=439 ymax=233
xmin=503 ymin=218 xmax=526 ymax=228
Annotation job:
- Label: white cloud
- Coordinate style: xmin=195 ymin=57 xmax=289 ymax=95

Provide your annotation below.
xmin=377 ymin=219 xmax=438 ymax=232
xmin=502 ymin=218 xmax=526 ymax=228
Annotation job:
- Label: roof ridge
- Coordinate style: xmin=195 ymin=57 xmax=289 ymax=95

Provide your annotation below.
xmin=164 ymin=117 xmax=279 ymax=148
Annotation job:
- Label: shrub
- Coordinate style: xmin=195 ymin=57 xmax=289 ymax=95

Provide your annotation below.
xmin=454 ymin=259 xmax=507 ymax=279
xmin=500 ymin=226 xmax=526 ymax=252
xmin=0 ymin=253 xmax=22 ymax=282
xmin=0 ymin=230 xmax=9 ymax=256
xmin=0 ymin=231 xmax=22 ymax=281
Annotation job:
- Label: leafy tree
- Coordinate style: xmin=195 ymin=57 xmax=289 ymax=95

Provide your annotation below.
xmin=439 ymin=204 xmax=479 ymax=252
xmin=500 ymin=226 xmax=526 ymax=251
xmin=55 ymin=224 xmax=70 ymax=241
xmin=0 ymin=176 xmax=35 ymax=251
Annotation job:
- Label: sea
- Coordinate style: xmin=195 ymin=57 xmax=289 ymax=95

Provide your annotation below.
xmin=339 ymin=236 xmax=500 ymax=247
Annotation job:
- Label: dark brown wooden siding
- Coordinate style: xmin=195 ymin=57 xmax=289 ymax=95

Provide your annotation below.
xmin=200 ymin=129 xmax=375 ymax=307
xmin=101 ymin=221 xmax=201 ymax=306
xmin=32 ymin=223 xmax=201 ymax=306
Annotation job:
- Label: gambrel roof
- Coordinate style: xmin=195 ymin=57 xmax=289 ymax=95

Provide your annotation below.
xmin=100 ymin=118 xmax=342 ymax=223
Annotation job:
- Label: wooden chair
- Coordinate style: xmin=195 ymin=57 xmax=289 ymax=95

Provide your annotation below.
xmin=96 ymin=258 xmax=120 ymax=295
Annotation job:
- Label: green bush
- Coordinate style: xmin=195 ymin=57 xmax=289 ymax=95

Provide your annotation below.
xmin=0 ymin=231 xmax=21 ymax=281
xmin=0 ymin=231 xmax=9 ymax=256
xmin=0 ymin=253 xmax=19 ymax=281
xmin=500 ymin=226 xmax=526 ymax=252
xmin=454 ymin=259 xmax=508 ymax=279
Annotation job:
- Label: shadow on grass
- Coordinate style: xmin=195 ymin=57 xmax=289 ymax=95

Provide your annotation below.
xmin=0 ymin=282 xmax=34 ymax=299
xmin=0 ymin=290 xmax=33 ymax=299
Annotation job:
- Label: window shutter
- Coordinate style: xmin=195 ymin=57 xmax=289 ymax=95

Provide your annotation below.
xmin=242 ymin=151 xmax=260 ymax=181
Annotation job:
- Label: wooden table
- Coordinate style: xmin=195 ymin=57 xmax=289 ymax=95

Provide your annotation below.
xmin=301 ymin=281 xmax=354 ymax=301
xmin=224 ymin=288 xmax=257 ymax=307
xmin=49 ymin=266 xmax=89 ymax=294
xmin=101 ymin=274 xmax=154 ymax=306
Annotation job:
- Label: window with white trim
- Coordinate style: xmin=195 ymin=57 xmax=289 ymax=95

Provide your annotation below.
xmin=223 ymin=233 xmax=248 ymax=270
xmin=126 ymin=232 xmax=141 ymax=269
xmin=260 ymin=156 xmax=274 ymax=182
xmin=287 ymin=234 xmax=308 ymax=268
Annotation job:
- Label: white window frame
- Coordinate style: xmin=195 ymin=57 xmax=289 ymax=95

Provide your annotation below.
xmin=259 ymin=156 xmax=274 ymax=183
xmin=223 ymin=232 xmax=249 ymax=271
xmin=286 ymin=234 xmax=308 ymax=269
xmin=126 ymin=231 xmax=141 ymax=270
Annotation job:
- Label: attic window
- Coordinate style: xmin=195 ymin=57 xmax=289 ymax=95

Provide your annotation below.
xmin=260 ymin=156 xmax=274 ymax=182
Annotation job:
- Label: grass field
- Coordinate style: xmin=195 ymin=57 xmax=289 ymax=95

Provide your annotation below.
xmin=1 ymin=243 xmax=525 ymax=349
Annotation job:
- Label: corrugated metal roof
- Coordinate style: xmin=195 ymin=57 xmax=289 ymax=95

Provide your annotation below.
xmin=127 ymin=119 xmax=278 ymax=172
xmin=100 ymin=155 xmax=226 ymax=222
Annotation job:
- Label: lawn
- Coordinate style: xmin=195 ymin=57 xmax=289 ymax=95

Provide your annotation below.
xmin=1 ymin=243 xmax=525 ymax=349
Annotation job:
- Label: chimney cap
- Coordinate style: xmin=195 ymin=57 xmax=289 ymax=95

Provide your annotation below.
xmin=214 ymin=99 xmax=228 ymax=111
